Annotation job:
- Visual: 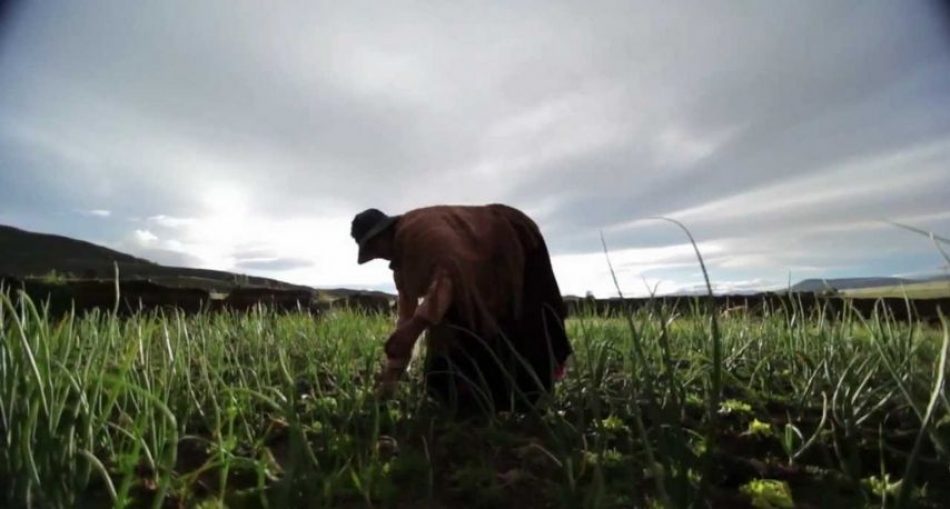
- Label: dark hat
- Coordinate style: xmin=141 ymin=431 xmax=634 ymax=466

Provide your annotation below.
xmin=351 ymin=208 xmax=399 ymax=264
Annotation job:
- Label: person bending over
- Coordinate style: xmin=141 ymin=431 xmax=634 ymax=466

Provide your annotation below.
xmin=350 ymin=204 xmax=572 ymax=412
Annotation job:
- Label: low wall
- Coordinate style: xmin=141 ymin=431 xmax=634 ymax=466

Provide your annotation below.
xmin=2 ymin=275 xmax=944 ymax=323
xmin=0 ymin=276 xmax=396 ymax=317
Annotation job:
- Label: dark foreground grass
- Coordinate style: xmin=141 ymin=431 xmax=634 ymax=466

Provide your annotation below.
xmin=1 ymin=292 xmax=948 ymax=508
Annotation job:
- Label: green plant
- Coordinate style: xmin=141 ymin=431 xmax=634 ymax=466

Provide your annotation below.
xmin=0 ymin=288 xmax=947 ymax=507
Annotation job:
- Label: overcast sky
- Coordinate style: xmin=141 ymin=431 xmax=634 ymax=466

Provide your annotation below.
xmin=1 ymin=1 xmax=949 ymax=296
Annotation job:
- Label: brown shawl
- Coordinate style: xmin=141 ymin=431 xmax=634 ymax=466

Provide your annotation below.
xmin=390 ymin=204 xmax=551 ymax=337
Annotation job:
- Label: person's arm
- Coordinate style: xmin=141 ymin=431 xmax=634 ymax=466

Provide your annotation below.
xmin=395 ymin=283 xmax=418 ymax=327
xmin=386 ymin=266 xmax=453 ymax=365
xmin=377 ymin=268 xmax=453 ymax=392
xmin=385 ymin=269 xmax=423 ymax=368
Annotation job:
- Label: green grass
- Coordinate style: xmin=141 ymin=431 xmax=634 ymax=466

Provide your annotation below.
xmin=1 ymin=292 xmax=948 ymax=508
xmin=841 ymin=281 xmax=950 ymax=299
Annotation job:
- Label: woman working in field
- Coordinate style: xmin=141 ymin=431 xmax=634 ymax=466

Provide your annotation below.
xmin=350 ymin=204 xmax=572 ymax=412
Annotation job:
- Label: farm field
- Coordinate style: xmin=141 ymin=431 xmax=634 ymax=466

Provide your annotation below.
xmin=841 ymin=281 xmax=950 ymax=300
xmin=1 ymin=293 xmax=948 ymax=508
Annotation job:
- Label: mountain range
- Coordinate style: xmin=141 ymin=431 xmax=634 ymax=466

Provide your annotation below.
xmin=0 ymin=224 xmax=395 ymax=298
xmin=788 ymin=276 xmax=950 ymax=293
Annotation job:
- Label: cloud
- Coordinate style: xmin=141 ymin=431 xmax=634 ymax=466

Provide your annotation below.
xmin=131 ymin=247 xmax=204 ymax=268
xmin=115 ymin=209 xmax=390 ymax=290
xmin=551 ymin=242 xmax=725 ymax=297
xmin=109 ymin=228 xmax=201 ymax=267
xmin=132 ymin=229 xmax=158 ymax=245
xmin=0 ymin=1 xmax=948 ymax=296
xmin=147 ymin=215 xmax=196 ymax=229
xmin=673 ymin=279 xmax=786 ymax=296
xmin=660 ymin=139 xmax=950 ymax=229
xmin=651 ymin=125 xmax=740 ymax=168
xmin=78 ymin=209 xmax=111 ymax=218
xmin=234 ymin=257 xmax=314 ymax=272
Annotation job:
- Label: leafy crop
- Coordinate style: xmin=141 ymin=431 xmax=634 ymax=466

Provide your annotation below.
xmin=0 ymin=290 xmax=947 ymax=508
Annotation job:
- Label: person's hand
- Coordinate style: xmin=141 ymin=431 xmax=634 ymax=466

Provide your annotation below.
xmin=384 ymin=328 xmax=416 ymax=361
xmin=374 ymin=358 xmax=407 ymax=400
xmin=374 ymin=376 xmax=397 ymax=400
xmin=376 ymin=318 xmax=426 ymax=400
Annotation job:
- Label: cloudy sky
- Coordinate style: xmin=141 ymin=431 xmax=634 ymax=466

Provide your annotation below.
xmin=1 ymin=1 xmax=949 ymax=296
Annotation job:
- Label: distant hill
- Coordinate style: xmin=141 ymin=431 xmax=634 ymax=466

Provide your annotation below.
xmin=0 ymin=224 xmax=154 ymax=276
xmin=788 ymin=276 xmax=950 ymax=294
xmin=840 ymin=279 xmax=950 ymax=299
xmin=0 ymin=224 xmax=314 ymax=292
xmin=634 ymin=275 xmax=950 ymax=298
xmin=788 ymin=277 xmax=916 ymax=293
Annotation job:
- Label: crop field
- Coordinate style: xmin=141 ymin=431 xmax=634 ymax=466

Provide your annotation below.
xmin=841 ymin=281 xmax=950 ymax=300
xmin=1 ymin=292 xmax=948 ymax=508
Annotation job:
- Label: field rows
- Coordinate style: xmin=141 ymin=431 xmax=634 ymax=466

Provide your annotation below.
xmin=1 ymin=293 xmax=948 ymax=508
